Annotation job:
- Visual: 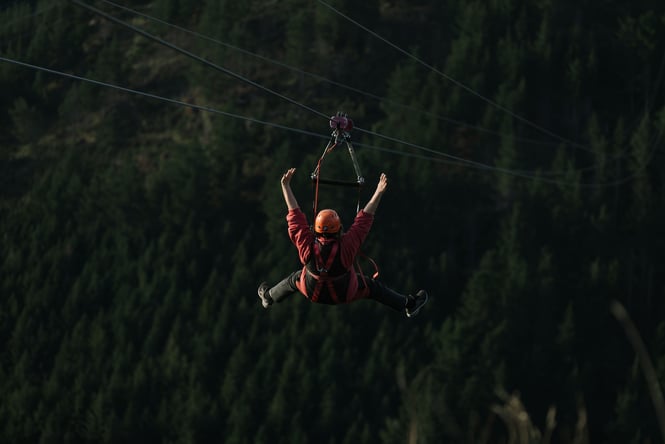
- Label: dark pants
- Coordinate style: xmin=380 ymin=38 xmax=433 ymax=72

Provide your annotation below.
xmin=269 ymin=270 xmax=407 ymax=312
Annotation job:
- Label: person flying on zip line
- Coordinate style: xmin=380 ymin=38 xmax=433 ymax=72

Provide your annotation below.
xmin=258 ymin=167 xmax=428 ymax=317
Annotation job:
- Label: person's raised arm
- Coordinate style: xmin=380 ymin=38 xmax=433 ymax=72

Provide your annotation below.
xmin=363 ymin=173 xmax=387 ymax=215
xmin=281 ymin=167 xmax=300 ymax=211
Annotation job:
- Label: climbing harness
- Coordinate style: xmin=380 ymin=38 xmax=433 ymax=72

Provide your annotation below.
xmin=306 ymin=240 xmax=343 ymax=303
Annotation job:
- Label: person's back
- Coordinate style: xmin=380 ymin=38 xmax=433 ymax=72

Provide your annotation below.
xmin=292 ymin=207 xmax=373 ymax=303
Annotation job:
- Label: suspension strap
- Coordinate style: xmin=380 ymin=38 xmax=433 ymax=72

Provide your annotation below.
xmin=311 ymin=112 xmax=364 ymax=220
xmin=312 ymin=136 xmax=338 ymax=219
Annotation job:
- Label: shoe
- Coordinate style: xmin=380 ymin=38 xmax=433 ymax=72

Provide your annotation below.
xmin=258 ymin=282 xmax=273 ymax=308
xmin=406 ymin=290 xmax=428 ymax=318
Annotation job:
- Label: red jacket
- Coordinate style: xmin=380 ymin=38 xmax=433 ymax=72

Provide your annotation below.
xmin=287 ymin=207 xmax=374 ymax=302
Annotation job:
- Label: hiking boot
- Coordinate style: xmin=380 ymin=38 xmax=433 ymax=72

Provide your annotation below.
xmin=405 ymin=290 xmax=428 ymax=318
xmin=258 ymin=282 xmax=273 ymax=308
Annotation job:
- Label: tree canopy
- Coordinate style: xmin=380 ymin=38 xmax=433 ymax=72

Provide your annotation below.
xmin=1 ymin=0 xmax=665 ymax=442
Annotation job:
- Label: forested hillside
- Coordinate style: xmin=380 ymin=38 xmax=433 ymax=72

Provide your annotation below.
xmin=1 ymin=0 xmax=665 ymax=443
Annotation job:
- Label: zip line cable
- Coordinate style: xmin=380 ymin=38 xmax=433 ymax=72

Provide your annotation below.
xmin=10 ymin=3 xmax=664 ymax=186
xmin=98 ymin=0 xmax=564 ymax=150
xmin=0 ymin=54 xmax=468 ymax=171
xmin=70 ymin=0 xmax=330 ymax=122
xmin=0 ymin=55 xmax=471 ymax=172
xmin=0 ymin=55 xmax=496 ymax=174
xmin=3 ymin=1 xmax=659 ymax=185
xmin=315 ymin=0 xmax=591 ymax=152
xmin=316 ymin=0 xmax=665 ymax=178
xmin=69 ymin=0 xmax=548 ymax=177
xmin=83 ymin=0 xmax=656 ymax=180
xmin=2 ymin=54 xmax=659 ymax=189
xmin=0 ymin=56 xmax=325 ymax=140
xmin=0 ymin=55 xmax=563 ymax=181
xmin=362 ymin=121 xmax=661 ymax=188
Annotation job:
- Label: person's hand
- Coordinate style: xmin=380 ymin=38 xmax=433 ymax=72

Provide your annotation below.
xmin=375 ymin=173 xmax=388 ymax=194
xmin=281 ymin=168 xmax=296 ymax=186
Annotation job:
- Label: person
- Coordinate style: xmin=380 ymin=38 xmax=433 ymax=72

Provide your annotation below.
xmin=257 ymin=167 xmax=428 ymax=317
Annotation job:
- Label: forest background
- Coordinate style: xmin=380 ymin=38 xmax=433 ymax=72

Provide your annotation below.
xmin=1 ymin=0 xmax=665 ymax=443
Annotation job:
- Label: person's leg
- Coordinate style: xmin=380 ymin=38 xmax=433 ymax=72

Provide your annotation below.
xmin=269 ymin=270 xmax=301 ymax=303
xmin=258 ymin=270 xmax=301 ymax=308
xmin=358 ymin=276 xmax=407 ymax=312
xmin=358 ymin=275 xmax=428 ymax=316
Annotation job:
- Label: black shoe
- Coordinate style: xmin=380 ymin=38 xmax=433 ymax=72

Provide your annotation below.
xmin=406 ymin=290 xmax=428 ymax=318
xmin=258 ymin=282 xmax=273 ymax=308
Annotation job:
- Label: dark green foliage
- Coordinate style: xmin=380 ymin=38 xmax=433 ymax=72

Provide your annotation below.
xmin=1 ymin=0 xmax=665 ymax=443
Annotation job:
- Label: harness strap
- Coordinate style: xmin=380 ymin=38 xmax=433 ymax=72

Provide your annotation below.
xmin=355 ymin=249 xmax=380 ymax=297
xmin=310 ymin=241 xmax=340 ymax=303
xmin=312 ymin=138 xmax=337 ymax=219
xmin=357 ymin=250 xmax=380 ymax=279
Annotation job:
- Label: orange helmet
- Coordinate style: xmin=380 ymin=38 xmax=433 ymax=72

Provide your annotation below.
xmin=314 ymin=209 xmax=341 ymax=234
